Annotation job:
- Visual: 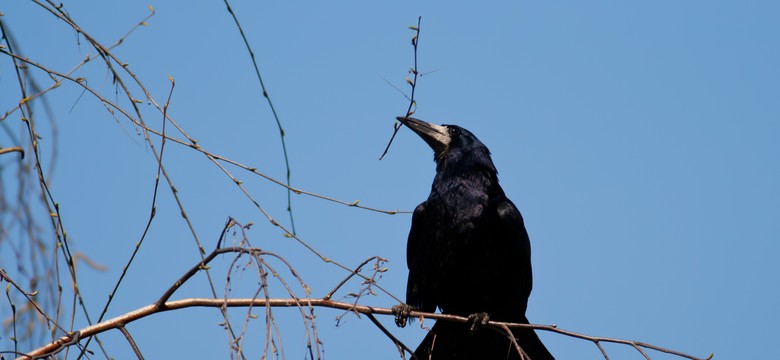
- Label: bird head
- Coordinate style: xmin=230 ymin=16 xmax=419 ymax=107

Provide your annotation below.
xmin=396 ymin=116 xmax=488 ymax=162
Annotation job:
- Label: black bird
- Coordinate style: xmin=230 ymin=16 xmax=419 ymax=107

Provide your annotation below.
xmin=396 ymin=116 xmax=554 ymax=360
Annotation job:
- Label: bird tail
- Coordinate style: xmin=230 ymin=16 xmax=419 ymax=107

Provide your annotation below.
xmin=413 ymin=316 xmax=554 ymax=360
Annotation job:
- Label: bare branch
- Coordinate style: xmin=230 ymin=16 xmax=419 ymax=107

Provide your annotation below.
xmin=18 ymin=297 xmax=711 ymax=360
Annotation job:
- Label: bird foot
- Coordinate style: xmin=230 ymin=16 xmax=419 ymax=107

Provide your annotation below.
xmin=391 ymin=304 xmax=415 ymax=328
xmin=468 ymin=312 xmax=490 ymax=333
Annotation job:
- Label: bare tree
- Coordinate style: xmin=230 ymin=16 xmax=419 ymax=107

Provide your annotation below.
xmin=0 ymin=2 xmax=712 ymax=359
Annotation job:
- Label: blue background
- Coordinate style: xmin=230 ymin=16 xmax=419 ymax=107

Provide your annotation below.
xmin=1 ymin=1 xmax=778 ymax=359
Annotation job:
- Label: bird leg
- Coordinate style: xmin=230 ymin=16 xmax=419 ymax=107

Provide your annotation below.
xmin=467 ymin=312 xmax=491 ymax=333
xmin=391 ymin=303 xmax=416 ymax=328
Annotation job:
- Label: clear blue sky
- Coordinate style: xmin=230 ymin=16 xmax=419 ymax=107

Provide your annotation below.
xmin=2 ymin=1 xmax=778 ymax=359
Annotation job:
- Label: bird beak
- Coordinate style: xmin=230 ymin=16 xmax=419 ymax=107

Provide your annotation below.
xmin=396 ymin=116 xmax=450 ymax=157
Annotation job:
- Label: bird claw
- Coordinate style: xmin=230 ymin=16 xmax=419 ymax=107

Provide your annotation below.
xmin=391 ymin=304 xmax=415 ymax=328
xmin=468 ymin=312 xmax=490 ymax=333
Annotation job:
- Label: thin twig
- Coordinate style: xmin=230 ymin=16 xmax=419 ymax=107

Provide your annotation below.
xmin=497 ymin=324 xmax=528 ymax=360
xmin=366 ymin=313 xmax=418 ymax=360
xmin=4 ymin=284 xmax=18 ymax=357
xmin=594 ymin=340 xmax=610 ymax=359
xmin=380 ymin=16 xmax=422 ymax=160
xmin=0 ymin=146 xmax=24 ymax=158
xmin=0 ymin=47 xmax=408 ymax=219
xmin=117 ymin=325 xmax=145 ymax=360
xmin=324 ymin=256 xmax=384 ymax=300
xmin=93 ymin=74 xmax=173 ymax=330
xmin=222 ymin=0 xmax=296 ymax=235
xmin=0 ymin=4 xmax=154 ymax=124
xmin=334 ymin=256 xmax=387 ymax=325
xmin=21 ymin=4 xmax=249 ymax=357
xmin=0 ymin=269 xmax=68 ymax=336
xmin=0 ymin=15 xmax=102 ymax=357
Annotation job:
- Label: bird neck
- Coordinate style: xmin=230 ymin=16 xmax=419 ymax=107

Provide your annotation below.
xmin=436 ymin=147 xmax=497 ymax=174
xmin=433 ymin=148 xmax=500 ymax=193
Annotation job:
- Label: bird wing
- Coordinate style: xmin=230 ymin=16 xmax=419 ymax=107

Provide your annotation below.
xmin=406 ymin=202 xmax=436 ymax=312
xmin=494 ymin=197 xmax=533 ymax=313
xmin=407 ymin=202 xmax=426 ymax=268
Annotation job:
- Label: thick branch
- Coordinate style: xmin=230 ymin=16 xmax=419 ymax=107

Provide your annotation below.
xmin=18 ymin=298 xmax=710 ymax=360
